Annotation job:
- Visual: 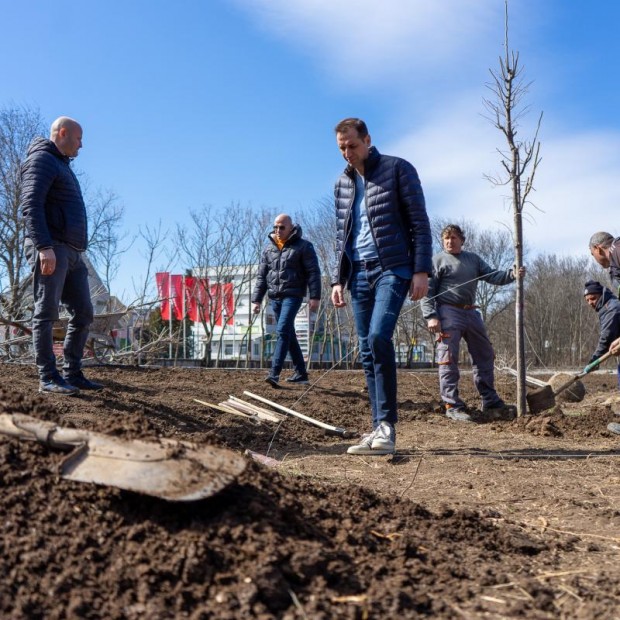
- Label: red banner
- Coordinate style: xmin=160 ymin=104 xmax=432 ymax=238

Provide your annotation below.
xmin=155 ymin=272 xmax=170 ymax=320
xmin=170 ymin=275 xmax=184 ymax=320
xmin=155 ymin=272 xmax=184 ymax=320
xmin=186 ymin=277 xmax=210 ymax=322
xmin=158 ymin=274 xmax=233 ymax=324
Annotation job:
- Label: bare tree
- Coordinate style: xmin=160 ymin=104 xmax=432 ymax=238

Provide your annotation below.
xmin=176 ymin=204 xmax=259 ymax=367
xmin=0 ymin=106 xmax=46 ymax=327
xmin=483 ymin=1 xmax=542 ymax=415
xmin=300 ymin=198 xmax=356 ymax=369
xmin=85 ymin=187 xmax=132 ymax=296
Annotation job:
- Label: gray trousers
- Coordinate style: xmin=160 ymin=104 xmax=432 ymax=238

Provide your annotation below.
xmin=436 ymin=304 xmax=502 ymax=410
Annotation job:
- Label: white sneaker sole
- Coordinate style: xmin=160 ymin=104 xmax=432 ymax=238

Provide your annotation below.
xmin=347 ymin=445 xmax=395 ymax=455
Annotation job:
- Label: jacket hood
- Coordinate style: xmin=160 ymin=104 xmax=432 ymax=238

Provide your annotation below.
xmin=596 ymin=287 xmax=616 ymax=312
xmin=26 ymin=137 xmax=67 ymax=161
xmin=268 ymin=224 xmax=303 ymax=246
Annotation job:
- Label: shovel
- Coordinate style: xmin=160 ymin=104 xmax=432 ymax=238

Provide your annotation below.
xmin=526 ymin=351 xmax=613 ymax=414
xmin=0 ymin=413 xmax=246 ymax=501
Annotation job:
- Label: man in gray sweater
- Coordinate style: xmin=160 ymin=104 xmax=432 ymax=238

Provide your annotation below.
xmin=421 ymin=224 xmax=525 ymax=422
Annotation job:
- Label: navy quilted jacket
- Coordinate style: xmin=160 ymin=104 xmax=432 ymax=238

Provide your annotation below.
xmin=332 ymin=146 xmax=432 ymax=286
xmin=20 ymin=137 xmax=88 ymax=251
xmin=252 ymin=226 xmax=321 ymax=302
xmin=591 ymin=287 xmax=620 ymax=363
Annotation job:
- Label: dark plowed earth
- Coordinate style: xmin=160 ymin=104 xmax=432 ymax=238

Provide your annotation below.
xmin=1 ymin=364 xmax=619 ymax=618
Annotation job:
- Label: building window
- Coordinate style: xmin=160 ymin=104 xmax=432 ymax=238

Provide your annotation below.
xmin=225 ymin=343 xmax=233 ymax=356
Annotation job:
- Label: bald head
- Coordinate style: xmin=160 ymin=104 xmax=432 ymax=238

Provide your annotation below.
xmin=273 ymin=213 xmax=294 ymax=243
xmin=50 ymin=116 xmax=83 ymax=158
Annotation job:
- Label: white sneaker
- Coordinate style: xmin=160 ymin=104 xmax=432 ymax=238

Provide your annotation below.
xmin=347 ymin=423 xmax=395 ymax=455
xmin=371 ymin=421 xmax=396 ymax=453
xmin=346 ymin=432 xmax=375 ymax=455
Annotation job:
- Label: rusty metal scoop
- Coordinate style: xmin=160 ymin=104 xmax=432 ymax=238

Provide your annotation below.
xmin=0 ymin=413 xmax=245 ymax=501
xmin=526 ymin=351 xmax=613 ymax=414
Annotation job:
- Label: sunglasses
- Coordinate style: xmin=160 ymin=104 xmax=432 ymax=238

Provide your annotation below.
xmin=273 ymin=225 xmax=287 ymax=230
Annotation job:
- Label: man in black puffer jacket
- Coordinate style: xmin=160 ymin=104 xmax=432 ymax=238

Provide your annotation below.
xmin=584 ymin=280 xmax=620 ymax=382
xmin=331 ymin=118 xmax=432 ymax=455
xmin=20 ymin=116 xmax=102 ymax=395
xmin=252 ymin=214 xmax=321 ymax=387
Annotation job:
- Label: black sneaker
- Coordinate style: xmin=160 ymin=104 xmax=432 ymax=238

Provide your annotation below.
xmin=481 ymin=403 xmax=516 ymax=421
xmin=39 ymin=375 xmax=80 ymax=395
xmin=64 ymin=371 xmax=104 ymax=391
xmin=264 ymin=375 xmax=281 ymax=388
xmin=285 ymin=373 xmax=309 ymax=385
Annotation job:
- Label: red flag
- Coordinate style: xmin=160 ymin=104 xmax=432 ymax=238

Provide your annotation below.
xmin=187 ymin=277 xmax=210 ymax=322
xmin=211 ymin=284 xmax=223 ymax=326
xmin=184 ymin=276 xmax=196 ymax=319
xmin=210 ymin=283 xmax=235 ymax=326
xmin=155 ymin=272 xmax=170 ymax=320
xmin=170 ymin=275 xmax=184 ymax=320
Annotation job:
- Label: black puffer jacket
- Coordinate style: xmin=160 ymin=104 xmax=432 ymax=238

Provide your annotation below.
xmin=20 ymin=137 xmax=88 ymax=251
xmin=331 ymin=146 xmax=432 ymax=286
xmin=252 ymin=226 xmax=321 ymax=302
xmin=590 ymin=287 xmax=620 ymax=363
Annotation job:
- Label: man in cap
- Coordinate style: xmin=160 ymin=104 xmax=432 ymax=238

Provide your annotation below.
xmin=584 ymin=279 xmax=620 ymax=435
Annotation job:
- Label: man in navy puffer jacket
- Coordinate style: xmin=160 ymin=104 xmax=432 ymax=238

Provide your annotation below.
xmin=21 ymin=116 xmax=102 ymax=395
xmin=331 ymin=118 xmax=432 ymax=455
xmin=252 ymin=214 xmax=321 ymax=387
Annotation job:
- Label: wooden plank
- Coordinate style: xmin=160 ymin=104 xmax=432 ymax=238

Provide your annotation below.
xmin=227 ymin=396 xmax=284 ymax=422
xmin=193 ymin=398 xmax=257 ymax=421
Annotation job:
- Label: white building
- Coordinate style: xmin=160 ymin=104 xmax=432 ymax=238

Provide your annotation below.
xmin=190 ymin=265 xmax=320 ymax=364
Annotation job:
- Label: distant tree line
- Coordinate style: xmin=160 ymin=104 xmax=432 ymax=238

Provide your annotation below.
xmin=0 ymin=106 xmax=609 ymax=369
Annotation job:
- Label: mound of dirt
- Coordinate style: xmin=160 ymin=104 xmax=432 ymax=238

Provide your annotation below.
xmin=1 ymin=364 xmax=619 ymax=618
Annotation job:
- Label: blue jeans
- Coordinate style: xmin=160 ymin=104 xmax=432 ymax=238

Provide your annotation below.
xmin=350 ymin=265 xmax=410 ymax=428
xmin=29 ymin=244 xmax=93 ymax=381
xmin=436 ymin=304 xmax=502 ymax=409
xmin=270 ymin=297 xmax=306 ymax=378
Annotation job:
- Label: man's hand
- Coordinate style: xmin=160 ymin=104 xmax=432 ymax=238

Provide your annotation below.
xmin=39 ymin=248 xmax=56 ymax=276
xmin=308 ymin=298 xmax=320 ymax=312
xmin=252 ymin=302 xmax=261 ymax=315
xmin=409 ymin=272 xmax=429 ymax=301
xmin=427 ymin=317 xmax=441 ymax=334
xmin=331 ymin=285 xmax=346 ymax=308
xmin=514 ymin=265 xmax=527 ymax=278
xmin=610 ymin=337 xmax=620 ymax=356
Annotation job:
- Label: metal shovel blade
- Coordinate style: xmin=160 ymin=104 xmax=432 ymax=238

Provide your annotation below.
xmin=526 ymin=351 xmax=613 ymax=414
xmin=59 ymin=435 xmax=246 ymax=501
xmin=0 ymin=414 xmax=246 ymax=502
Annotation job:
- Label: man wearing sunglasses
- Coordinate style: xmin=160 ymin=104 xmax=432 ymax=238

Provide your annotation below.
xmin=252 ymin=214 xmax=321 ymax=387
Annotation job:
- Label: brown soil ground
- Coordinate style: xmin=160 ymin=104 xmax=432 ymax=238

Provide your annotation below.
xmin=1 ymin=363 xmax=619 ymax=619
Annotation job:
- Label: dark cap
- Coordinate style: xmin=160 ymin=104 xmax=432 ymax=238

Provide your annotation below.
xmin=584 ymin=280 xmax=604 ymax=296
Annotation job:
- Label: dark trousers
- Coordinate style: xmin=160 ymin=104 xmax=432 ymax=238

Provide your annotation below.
xmin=30 ymin=244 xmax=93 ymax=380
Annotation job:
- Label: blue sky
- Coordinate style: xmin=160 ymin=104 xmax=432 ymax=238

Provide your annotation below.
xmin=3 ymin=0 xmax=620 ymax=301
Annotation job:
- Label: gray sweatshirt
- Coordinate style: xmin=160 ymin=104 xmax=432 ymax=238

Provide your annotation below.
xmin=421 ymin=250 xmax=515 ymax=320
